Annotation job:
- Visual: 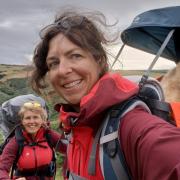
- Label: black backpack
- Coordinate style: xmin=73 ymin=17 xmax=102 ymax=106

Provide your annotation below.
xmin=0 ymin=125 xmax=56 ymax=178
xmin=87 ymin=78 xmax=176 ymax=180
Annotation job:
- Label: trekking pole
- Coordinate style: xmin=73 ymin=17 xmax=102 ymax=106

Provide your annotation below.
xmin=111 ymin=44 xmax=125 ymax=69
xmin=139 ymin=29 xmax=175 ymax=89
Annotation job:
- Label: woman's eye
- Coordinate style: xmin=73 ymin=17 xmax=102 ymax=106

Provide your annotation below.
xmin=24 ymin=117 xmax=31 ymax=120
xmin=71 ymin=53 xmax=82 ymax=59
xmin=33 ymin=116 xmax=39 ymax=119
xmin=47 ymin=61 xmax=59 ymax=70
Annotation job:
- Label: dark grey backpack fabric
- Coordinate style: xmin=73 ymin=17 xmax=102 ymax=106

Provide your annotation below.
xmin=0 ymin=94 xmax=48 ymax=139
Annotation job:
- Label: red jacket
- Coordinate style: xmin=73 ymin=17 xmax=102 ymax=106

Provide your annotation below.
xmin=58 ymin=72 xmax=180 ymax=180
xmin=0 ymin=128 xmax=66 ymax=180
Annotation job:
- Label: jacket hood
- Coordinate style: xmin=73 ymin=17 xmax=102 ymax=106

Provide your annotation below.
xmin=58 ymin=73 xmax=139 ymax=131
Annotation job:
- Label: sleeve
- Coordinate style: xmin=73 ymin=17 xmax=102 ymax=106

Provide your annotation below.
xmin=0 ymin=137 xmax=18 ymax=180
xmin=120 ymin=107 xmax=180 ymax=180
xmin=49 ymin=129 xmax=67 ymax=154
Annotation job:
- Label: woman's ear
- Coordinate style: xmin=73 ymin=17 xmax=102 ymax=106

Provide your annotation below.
xmin=97 ymin=58 xmax=108 ymax=76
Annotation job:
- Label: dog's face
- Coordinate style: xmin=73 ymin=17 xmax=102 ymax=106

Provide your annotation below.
xmin=160 ymin=62 xmax=180 ymax=102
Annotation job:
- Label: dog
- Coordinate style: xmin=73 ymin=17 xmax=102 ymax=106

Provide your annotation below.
xmin=160 ymin=62 xmax=180 ymax=102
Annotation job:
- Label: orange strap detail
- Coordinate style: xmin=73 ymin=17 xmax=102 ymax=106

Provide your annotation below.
xmin=170 ymin=102 xmax=180 ymax=127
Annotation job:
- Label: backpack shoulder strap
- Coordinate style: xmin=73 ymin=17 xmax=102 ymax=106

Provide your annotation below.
xmin=10 ymin=125 xmax=25 ymax=178
xmin=99 ymin=97 xmax=150 ymax=180
xmin=44 ymin=129 xmax=56 ymax=163
xmin=44 ymin=129 xmax=57 ymax=177
xmin=138 ymin=78 xmax=175 ymax=125
xmin=45 ymin=129 xmax=53 ymax=148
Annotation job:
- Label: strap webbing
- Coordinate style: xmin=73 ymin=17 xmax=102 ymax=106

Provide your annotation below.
xmin=146 ymin=98 xmax=171 ymax=112
xmin=110 ymin=151 xmax=130 ymax=180
xmin=11 ymin=125 xmax=24 ymax=178
xmin=68 ymin=172 xmax=87 ymax=180
xmin=100 ymin=131 xmax=118 ymax=144
xmin=88 ymin=114 xmax=110 ymax=175
xmin=99 ymin=99 xmax=150 ymax=180
xmin=100 ymin=109 xmax=131 ymax=180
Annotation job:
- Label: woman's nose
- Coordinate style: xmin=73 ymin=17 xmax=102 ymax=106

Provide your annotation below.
xmin=57 ymin=59 xmax=72 ymax=75
xmin=29 ymin=117 xmax=36 ymax=121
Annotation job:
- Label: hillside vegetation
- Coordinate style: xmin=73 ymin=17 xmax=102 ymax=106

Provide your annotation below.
xmin=0 ymin=64 xmax=33 ymax=104
xmin=0 ymin=64 xmax=167 ymax=179
xmin=0 ymin=64 xmax=167 ymax=104
xmin=0 ymin=64 xmax=167 ymax=109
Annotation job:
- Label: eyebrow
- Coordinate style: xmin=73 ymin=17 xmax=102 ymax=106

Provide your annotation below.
xmin=46 ymin=56 xmax=57 ymax=62
xmin=46 ymin=47 xmax=82 ymax=62
xmin=64 ymin=48 xmax=82 ymax=56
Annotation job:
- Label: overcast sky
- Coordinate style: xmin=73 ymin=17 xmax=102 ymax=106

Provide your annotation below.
xmin=0 ymin=0 xmax=179 ymax=69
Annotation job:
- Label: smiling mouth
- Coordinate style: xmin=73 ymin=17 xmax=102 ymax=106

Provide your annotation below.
xmin=63 ymin=80 xmax=82 ymax=89
xmin=28 ymin=125 xmax=36 ymax=128
xmin=27 ymin=125 xmax=38 ymax=130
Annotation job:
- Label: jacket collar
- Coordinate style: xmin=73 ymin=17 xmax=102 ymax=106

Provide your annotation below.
xmin=22 ymin=127 xmax=45 ymax=142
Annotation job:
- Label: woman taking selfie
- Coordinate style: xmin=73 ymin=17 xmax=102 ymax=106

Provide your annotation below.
xmin=30 ymin=9 xmax=180 ymax=180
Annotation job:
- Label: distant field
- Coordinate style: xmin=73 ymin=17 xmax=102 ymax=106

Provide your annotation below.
xmin=114 ymin=69 xmax=167 ymax=78
xmin=0 ymin=64 xmax=32 ymax=82
xmin=0 ymin=64 xmax=167 ymax=82
xmin=0 ymin=64 xmax=167 ymax=105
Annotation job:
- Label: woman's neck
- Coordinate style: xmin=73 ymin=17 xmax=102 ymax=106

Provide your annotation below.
xmin=31 ymin=133 xmax=37 ymax=139
xmin=63 ymin=103 xmax=80 ymax=112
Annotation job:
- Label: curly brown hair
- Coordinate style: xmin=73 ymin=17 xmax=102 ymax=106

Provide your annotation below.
xmin=31 ymin=9 xmax=118 ymax=94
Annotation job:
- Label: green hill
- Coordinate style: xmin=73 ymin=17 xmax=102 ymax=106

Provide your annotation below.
xmin=0 ymin=64 xmax=33 ymax=103
xmin=0 ymin=64 xmax=167 ymax=104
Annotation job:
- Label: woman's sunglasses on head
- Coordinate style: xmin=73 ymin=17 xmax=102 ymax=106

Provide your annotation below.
xmin=23 ymin=102 xmax=42 ymax=108
xmin=39 ymin=16 xmax=85 ymax=39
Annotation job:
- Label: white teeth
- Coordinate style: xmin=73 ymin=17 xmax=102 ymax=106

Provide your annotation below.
xmin=29 ymin=125 xmax=36 ymax=128
xmin=64 ymin=80 xmax=81 ymax=88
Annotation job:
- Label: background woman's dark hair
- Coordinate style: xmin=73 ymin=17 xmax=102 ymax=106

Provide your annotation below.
xmin=30 ymin=9 xmax=119 ymax=95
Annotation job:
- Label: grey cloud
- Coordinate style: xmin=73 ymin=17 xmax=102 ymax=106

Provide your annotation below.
xmin=0 ymin=0 xmax=179 ymax=65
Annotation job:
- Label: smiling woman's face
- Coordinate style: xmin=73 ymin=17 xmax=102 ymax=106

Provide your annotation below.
xmin=22 ymin=110 xmax=44 ymax=136
xmin=46 ymin=33 xmax=101 ymax=108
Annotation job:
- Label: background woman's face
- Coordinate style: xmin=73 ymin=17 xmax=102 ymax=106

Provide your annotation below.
xmin=46 ymin=33 xmax=101 ymax=106
xmin=22 ymin=110 xmax=44 ymax=136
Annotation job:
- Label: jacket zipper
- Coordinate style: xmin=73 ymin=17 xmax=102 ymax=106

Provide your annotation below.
xmin=33 ymin=147 xmax=38 ymax=175
xmin=33 ymin=146 xmax=46 ymax=180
